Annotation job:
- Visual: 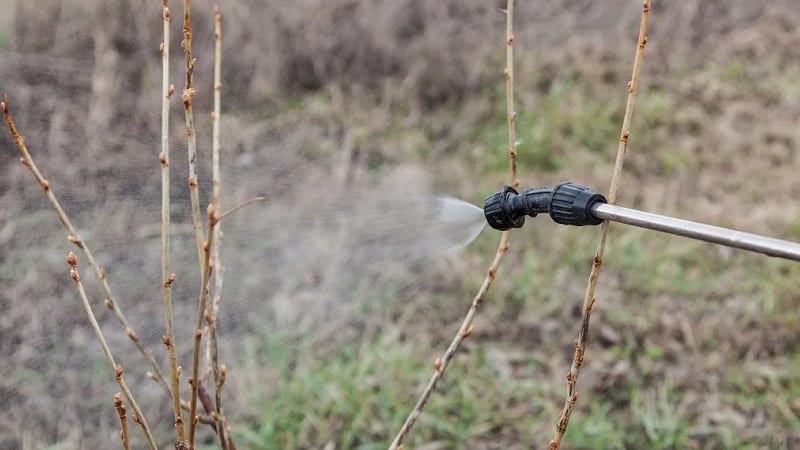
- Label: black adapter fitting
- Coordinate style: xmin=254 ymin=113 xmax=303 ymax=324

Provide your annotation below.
xmin=483 ymin=182 xmax=607 ymax=231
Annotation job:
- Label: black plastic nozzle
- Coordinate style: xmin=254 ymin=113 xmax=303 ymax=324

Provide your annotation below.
xmin=483 ymin=182 xmax=607 ymax=230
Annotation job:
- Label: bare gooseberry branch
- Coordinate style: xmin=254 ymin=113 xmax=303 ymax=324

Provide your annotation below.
xmin=66 ymin=253 xmax=157 ymax=450
xmin=549 ymin=1 xmax=651 ymax=448
xmin=181 ymin=0 xmax=205 ymax=270
xmin=113 ymin=393 xmax=130 ymax=450
xmin=388 ymin=1 xmax=518 ymax=447
xmin=1 ymin=97 xmax=170 ymax=395
xmin=188 ymin=204 xmax=220 ymax=448
xmin=159 ymin=2 xmax=188 ymax=447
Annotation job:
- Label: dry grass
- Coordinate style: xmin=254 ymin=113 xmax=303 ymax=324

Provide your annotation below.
xmin=2 ymin=1 xmax=800 ymax=448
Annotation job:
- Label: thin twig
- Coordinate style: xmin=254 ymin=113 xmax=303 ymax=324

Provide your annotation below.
xmin=66 ymin=253 xmax=157 ymax=450
xmin=217 ymin=196 xmax=266 ymax=221
xmin=181 ymin=0 xmax=204 ymax=270
xmin=1 ymin=98 xmax=170 ymax=394
xmin=549 ymin=1 xmax=650 ymax=449
xmin=388 ymin=233 xmax=510 ymax=449
xmin=159 ymin=2 xmax=188 ymax=447
xmin=204 ymin=0 xmax=223 ymax=379
xmin=188 ymin=204 xmax=219 ymax=449
xmin=211 ymin=4 xmax=222 ymax=224
xmin=388 ymin=2 xmax=518 ymax=447
xmin=504 ymin=0 xmax=519 ymax=190
xmin=207 ymin=7 xmax=231 ymax=450
xmin=113 ymin=393 xmax=130 ymax=450
xmin=206 ymin=308 xmax=229 ymax=449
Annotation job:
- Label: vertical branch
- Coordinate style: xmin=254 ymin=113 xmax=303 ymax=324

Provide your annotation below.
xmin=159 ymin=2 xmax=187 ymax=448
xmin=66 ymin=253 xmax=157 ymax=450
xmin=181 ymin=0 xmax=204 ymax=268
xmin=211 ymin=6 xmax=222 ymax=218
xmin=188 ymin=205 xmax=220 ymax=449
xmin=113 ymin=393 xmax=131 ymax=450
xmin=204 ymin=4 xmax=223 ymax=377
xmin=1 ymin=99 xmax=170 ymax=393
xmin=548 ymin=2 xmax=650 ymax=449
xmin=504 ymin=0 xmax=519 ymax=190
xmin=388 ymin=2 xmax=518 ymax=448
xmin=207 ymin=7 xmax=232 ymax=450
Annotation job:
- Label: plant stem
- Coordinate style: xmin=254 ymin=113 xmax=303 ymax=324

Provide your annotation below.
xmin=1 ymin=98 xmax=170 ymax=394
xmin=388 ymin=2 xmax=518 ymax=447
xmin=388 ymin=233 xmax=510 ymax=449
xmin=217 ymin=196 xmax=266 ymax=221
xmin=505 ymin=0 xmax=518 ymax=190
xmin=549 ymin=1 xmax=650 ymax=448
xmin=188 ymin=205 xmax=219 ymax=449
xmin=208 ymin=7 xmax=231 ymax=449
xmin=66 ymin=253 xmax=157 ymax=450
xmin=159 ymin=2 xmax=187 ymax=447
xmin=181 ymin=0 xmax=204 ymax=271
xmin=113 ymin=393 xmax=130 ymax=450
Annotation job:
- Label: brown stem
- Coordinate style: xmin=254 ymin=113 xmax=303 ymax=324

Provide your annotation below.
xmin=207 ymin=7 xmax=232 ymax=449
xmin=188 ymin=205 xmax=219 ymax=449
xmin=1 ymin=98 xmax=170 ymax=395
xmin=549 ymin=1 xmax=651 ymax=448
xmin=388 ymin=233 xmax=510 ymax=449
xmin=217 ymin=196 xmax=266 ymax=221
xmin=504 ymin=0 xmax=518 ymax=190
xmin=182 ymin=0 xmax=204 ymax=270
xmin=66 ymin=253 xmax=157 ymax=450
xmin=388 ymin=2 xmax=519 ymax=447
xmin=159 ymin=2 xmax=187 ymax=447
xmin=113 ymin=393 xmax=130 ymax=450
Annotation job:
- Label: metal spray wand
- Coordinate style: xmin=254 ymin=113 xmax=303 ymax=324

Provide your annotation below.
xmin=483 ymin=182 xmax=800 ymax=262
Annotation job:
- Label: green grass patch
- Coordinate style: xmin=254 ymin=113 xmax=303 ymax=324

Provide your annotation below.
xmin=476 ymin=75 xmax=619 ymax=174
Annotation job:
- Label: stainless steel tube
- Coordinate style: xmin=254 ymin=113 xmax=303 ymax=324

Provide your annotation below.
xmin=591 ymin=203 xmax=800 ymax=262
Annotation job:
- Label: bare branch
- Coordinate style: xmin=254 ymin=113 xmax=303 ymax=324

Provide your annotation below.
xmin=549 ymin=1 xmax=651 ymax=448
xmin=66 ymin=253 xmax=157 ymax=450
xmin=113 ymin=393 xmax=130 ymax=450
xmin=388 ymin=2 xmax=519 ymax=447
xmin=207 ymin=7 xmax=232 ymax=449
xmin=504 ymin=0 xmax=519 ymax=190
xmin=388 ymin=233 xmax=510 ymax=449
xmin=217 ymin=196 xmax=266 ymax=221
xmin=159 ymin=2 xmax=188 ymax=447
xmin=182 ymin=0 xmax=204 ymax=270
xmin=188 ymin=204 xmax=220 ymax=449
xmin=1 ymin=98 xmax=170 ymax=395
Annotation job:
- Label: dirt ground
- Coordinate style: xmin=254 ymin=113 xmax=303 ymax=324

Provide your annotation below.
xmin=2 ymin=1 xmax=800 ymax=449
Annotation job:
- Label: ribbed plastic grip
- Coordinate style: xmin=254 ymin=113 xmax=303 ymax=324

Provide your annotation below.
xmin=549 ymin=182 xmax=607 ymax=226
xmin=483 ymin=186 xmax=526 ymax=230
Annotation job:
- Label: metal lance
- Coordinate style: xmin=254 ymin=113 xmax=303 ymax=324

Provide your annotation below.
xmin=483 ymin=182 xmax=800 ymax=263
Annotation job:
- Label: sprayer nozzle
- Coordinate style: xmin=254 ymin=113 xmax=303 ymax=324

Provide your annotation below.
xmin=483 ymin=186 xmax=526 ymax=230
xmin=483 ymin=182 xmax=607 ymax=231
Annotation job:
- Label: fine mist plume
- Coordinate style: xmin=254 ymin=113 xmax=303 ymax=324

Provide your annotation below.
xmin=220 ymin=163 xmax=485 ymax=337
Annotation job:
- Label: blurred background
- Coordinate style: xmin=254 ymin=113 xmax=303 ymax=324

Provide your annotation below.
xmin=2 ymin=0 xmax=800 ymax=448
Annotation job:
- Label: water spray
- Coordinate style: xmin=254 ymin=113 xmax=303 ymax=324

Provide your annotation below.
xmin=483 ymin=182 xmax=800 ymax=262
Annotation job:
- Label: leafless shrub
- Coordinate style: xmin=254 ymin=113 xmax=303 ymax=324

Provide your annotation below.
xmin=2 ymin=2 xmax=238 ymax=449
